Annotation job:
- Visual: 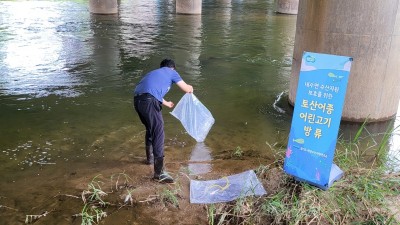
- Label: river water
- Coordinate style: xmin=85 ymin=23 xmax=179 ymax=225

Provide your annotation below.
xmin=0 ymin=0 xmax=398 ymax=224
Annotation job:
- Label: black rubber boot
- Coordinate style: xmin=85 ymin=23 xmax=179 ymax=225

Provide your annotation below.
xmin=153 ymin=157 xmax=174 ymax=183
xmin=145 ymin=146 xmax=154 ymax=165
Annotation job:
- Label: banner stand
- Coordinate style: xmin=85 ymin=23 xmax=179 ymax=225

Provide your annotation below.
xmin=293 ymin=163 xmax=343 ymax=190
xmin=284 ymin=52 xmax=352 ymax=190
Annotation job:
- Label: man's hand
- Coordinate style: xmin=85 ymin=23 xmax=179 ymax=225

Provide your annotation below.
xmin=186 ymin=85 xmax=194 ymax=93
xmin=163 ymin=100 xmax=174 ymax=108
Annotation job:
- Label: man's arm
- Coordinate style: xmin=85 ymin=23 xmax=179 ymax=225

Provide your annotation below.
xmin=176 ymin=80 xmax=193 ymax=93
xmin=162 ymin=80 xmax=192 ymax=108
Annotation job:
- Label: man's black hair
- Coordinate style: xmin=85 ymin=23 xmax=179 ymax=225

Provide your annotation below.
xmin=160 ymin=59 xmax=176 ymax=69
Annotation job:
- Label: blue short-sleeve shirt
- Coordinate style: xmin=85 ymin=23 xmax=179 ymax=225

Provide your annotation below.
xmin=134 ymin=67 xmax=183 ymax=102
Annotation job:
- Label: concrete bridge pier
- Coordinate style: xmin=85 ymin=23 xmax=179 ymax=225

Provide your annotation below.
xmin=89 ymin=0 xmax=118 ymax=14
xmin=289 ymin=0 xmax=400 ymax=122
xmin=176 ymin=0 xmax=202 ymax=14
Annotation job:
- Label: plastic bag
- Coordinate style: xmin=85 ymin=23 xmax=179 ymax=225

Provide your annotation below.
xmin=170 ymin=93 xmax=215 ymax=142
xmin=190 ymin=170 xmax=267 ymax=204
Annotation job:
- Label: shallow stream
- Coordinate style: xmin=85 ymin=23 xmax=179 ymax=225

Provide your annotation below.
xmin=0 ymin=0 xmax=399 ymax=224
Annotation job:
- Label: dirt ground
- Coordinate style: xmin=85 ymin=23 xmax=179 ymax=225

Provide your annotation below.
xmin=82 ymin=154 xmax=278 ymax=225
xmin=386 ymin=195 xmax=400 ymax=223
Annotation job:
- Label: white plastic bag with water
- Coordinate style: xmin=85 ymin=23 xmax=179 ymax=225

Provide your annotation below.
xmin=170 ymin=93 xmax=215 ymax=142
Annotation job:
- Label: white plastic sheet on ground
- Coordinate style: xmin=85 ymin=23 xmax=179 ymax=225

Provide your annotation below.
xmin=190 ymin=170 xmax=267 ymax=204
xmin=170 ymin=93 xmax=215 ymax=142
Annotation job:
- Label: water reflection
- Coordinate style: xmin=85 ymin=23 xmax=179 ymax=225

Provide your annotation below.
xmin=174 ymin=14 xmax=202 ymax=81
xmin=188 ymin=142 xmax=212 ymax=175
xmin=118 ymin=0 xmax=159 ymax=60
xmin=0 ymin=1 xmax=90 ymax=98
xmin=218 ymin=0 xmax=232 ymax=39
xmin=89 ymin=13 xmax=121 ymax=77
xmin=388 ymin=102 xmax=400 ymax=172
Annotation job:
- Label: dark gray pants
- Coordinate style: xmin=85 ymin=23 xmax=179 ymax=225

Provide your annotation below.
xmin=134 ymin=94 xmax=164 ymax=159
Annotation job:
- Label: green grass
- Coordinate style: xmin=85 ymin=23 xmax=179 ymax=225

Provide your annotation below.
xmin=84 ymin=175 xmax=108 ymax=206
xmin=80 ymin=204 xmax=107 ymax=225
xmin=207 ymin=204 xmax=216 ymax=225
xmin=232 ymin=146 xmax=243 ymax=159
xmin=77 ymin=172 xmax=136 ymax=224
xmin=160 ymin=188 xmax=180 ymax=208
xmin=80 ymin=175 xmax=108 ymax=225
xmin=159 ymin=175 xmax=182 ymax=209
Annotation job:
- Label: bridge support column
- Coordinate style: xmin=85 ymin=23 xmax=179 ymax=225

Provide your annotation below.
xmin=289 ymin=0 xmax=400 ymax=122
xmin=176 ymin=0 xmax=202 ymax=15
xmin=89 ymin=0 xmax=118 ymax=14
xmin=276 ymin=0 xmax=299 ymax=15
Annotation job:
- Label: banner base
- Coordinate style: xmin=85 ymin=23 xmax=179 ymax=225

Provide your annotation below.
xmin=294 ymin=164 xmax=344 ymax=191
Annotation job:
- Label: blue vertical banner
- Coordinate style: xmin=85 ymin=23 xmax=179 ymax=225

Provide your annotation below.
xmin=284 ymin=52 xmax=353 ymax=190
